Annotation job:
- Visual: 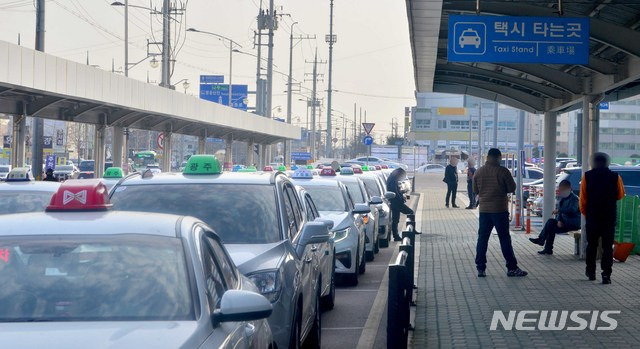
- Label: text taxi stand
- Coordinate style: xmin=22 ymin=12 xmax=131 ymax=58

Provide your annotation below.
xmin=448 ymin=15 xmax=590 ymax=64
xmin=387 ymin=214 xmax=418 ymax=349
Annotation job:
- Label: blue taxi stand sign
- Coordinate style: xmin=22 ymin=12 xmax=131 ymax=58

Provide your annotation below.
xmin=363 ymin=135 xmax=374 ymax=146
xmin=448 ymin=15 xmax=589 ymax=64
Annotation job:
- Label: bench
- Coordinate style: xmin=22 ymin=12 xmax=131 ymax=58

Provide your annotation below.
xmin=568 ymin=230 xmax=603 ymax=259
xmin=569 ymin=231 xmax=581 ymax=255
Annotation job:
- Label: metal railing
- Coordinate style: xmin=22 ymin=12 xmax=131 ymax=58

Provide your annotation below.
xmin=387 ymin=214 xmax=418 ymax=349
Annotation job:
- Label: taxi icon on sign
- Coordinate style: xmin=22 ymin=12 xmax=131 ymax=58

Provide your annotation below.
xmin=459 ymin=29 xmax=481 ymax=49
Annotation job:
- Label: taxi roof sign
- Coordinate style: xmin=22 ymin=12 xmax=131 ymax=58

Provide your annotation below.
xmin=103 ymin=167 xmax=124 ymax=179
xmin=277 ymin=165 xmax=287 ymax=171
xmin=381 ymin=164 xmax=389 ymax=169
xmin=292 ymin=169 xmax=313 ymax=179
xmin=5 ymin=167 xmax=33 ymax=182
xmin=306 ymin=165 xmax=314 ymax=170
xmin=238 ymin=168 xmax=257 ymax=172
xmin=183 ymin=155 xmax=222 ymax=175
xmin=340 ymin=167 xmax=354 ymax=175
xmin=361 ymin=165 xmax=369 ymax=171
xmin=319 ymin=167 xmax=336 ymax=176
xmin=352 ymin=166 xmax=363 ymax=174
xmin=47 ymin=179 xmax=112 ymax=211
xmin=263 ymin=166 xmax=274 ymax=172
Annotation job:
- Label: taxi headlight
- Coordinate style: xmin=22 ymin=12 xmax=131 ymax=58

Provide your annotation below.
xmin=332 ymin=228 xmax=350 ymax=242
xmin=248 ymin=270 xmax=282 ymax=303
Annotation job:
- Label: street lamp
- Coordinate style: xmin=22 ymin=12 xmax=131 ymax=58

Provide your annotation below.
xmin=187 ymin=28 xmax=242 ymax=108
xmin=149 ymin=57 xmax=159 ymax=69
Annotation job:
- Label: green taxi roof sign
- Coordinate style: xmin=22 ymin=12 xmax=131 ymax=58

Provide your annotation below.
xmin=238 ymin=167 xmax=257 ymax=173
xmin=103 ymin=167 xmax=124 ymax=178
xmin=278 ymin=165 xmax=287 ymax=171
xmin=306 ymin=165 xmax=314 ymax=169
xmin=183 ymin=155 xmax=222 ymax=175
xmin=361 ymin=165 xmax=369 ymax=171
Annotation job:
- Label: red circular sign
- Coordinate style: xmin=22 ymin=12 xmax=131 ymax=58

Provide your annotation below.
xmin=157 ymin=133 xmax=164 ymax=150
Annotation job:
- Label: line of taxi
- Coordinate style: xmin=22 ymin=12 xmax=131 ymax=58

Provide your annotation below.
xmin=0 ymin=157 xmax=402 ymax=349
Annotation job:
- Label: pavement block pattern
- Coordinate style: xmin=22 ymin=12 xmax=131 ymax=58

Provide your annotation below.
xmin=410 ymin=174 xmax=640 ymax=349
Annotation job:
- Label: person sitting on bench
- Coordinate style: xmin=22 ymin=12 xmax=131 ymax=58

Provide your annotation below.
xmin=528 ymin=180 xmax=580 ymax=255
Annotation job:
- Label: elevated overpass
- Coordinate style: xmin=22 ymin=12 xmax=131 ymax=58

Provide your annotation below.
xmin=0 ymin=40 xmax=299 ymax=175
xmin=406 ymin=1 xmax=640 ymax=245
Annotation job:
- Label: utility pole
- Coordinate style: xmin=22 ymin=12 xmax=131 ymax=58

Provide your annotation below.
xmin=32 ymin=0 xmax=45 ymax=180
xmin=311 ymin=51 xmax=318 ymax=161
xmin=266 ymin=0 xmax=275 ymax=118
xmin=493 ymin=102 xmax=499 ymax=148
xmin=353 ymin=103 xmax=357 ymax=158
xmin=326 ymin=0 xmax=336 ymax=158
xmin=285 ymin=24 xmax=314 ymax=166
xmin=124 ymin=0 xmax=129 ymax=77
xmin=161 ymin=0 xmax=171 ymax=88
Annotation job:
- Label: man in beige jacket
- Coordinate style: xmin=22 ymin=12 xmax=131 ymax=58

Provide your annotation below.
xmin=473 ymin=148 xmax=528 ymax=277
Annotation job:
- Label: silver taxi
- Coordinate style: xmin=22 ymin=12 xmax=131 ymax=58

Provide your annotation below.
xmin=0 ymin=167 xmax=60 ymax=215
xmin=0 ymin=179 xmax=273 ymax=349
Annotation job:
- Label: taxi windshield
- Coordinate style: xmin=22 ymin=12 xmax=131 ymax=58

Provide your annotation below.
xmin=0 ymin=234 xmax=193 ymax=322
xmin=0 ymin=166 xmax=10 ymax=173
xmin=110 ymin=184 xmax=281 ymax=244
xmin=0 ymin=191 xmax=55 ymax=215
xmin=78 ymin=161 xmax=94 ymax=172
xmin=303 ymin=185 xmax=347 ymax=212
xmin=54 ymin=165 xmax=73 ymax=171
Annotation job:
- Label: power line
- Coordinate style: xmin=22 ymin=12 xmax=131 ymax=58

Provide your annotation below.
xmin=334 ymin=90 xmax=414 ymax=100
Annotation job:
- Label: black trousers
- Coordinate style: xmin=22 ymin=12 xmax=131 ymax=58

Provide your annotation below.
xmin=538 ymin=218 xmax=575 ymax=252
xmin=446 ymin=182 xmax=458 ymax=206
xmin=466 ymin=181 xmax=475 ymax=207
xmin=586 ymin=218 xmax=615 ymax=277
xmin=391 ymin=203 xmax=414 ymax=237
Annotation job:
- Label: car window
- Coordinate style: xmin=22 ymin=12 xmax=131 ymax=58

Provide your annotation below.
xmin=307 ymin=195 xmax=320 ymax=219
xmin=616 ymin=171 xmax=640 ymax=187
xmin=343 ymin=181 xmax=366 ymax=204
xmin=201 ymin=236 xmax=226 ymax=313
xmin=304 ymin=196 xmax=317 ymax=221
xmin=110 ymin=184 xmax=281 ymax=244
xmin=0 ymin=191 xmax=56 ymax=215
xmin=303 ymin=185 xmax=348 ymax=212
xmin=206 ymin=235 xmax=238 ymax=290
xmin=362 ymin=178 xmax=381 ymax=198
xmin=78 ymin=161 xmax=94 ymax=171
xmin=282 ymin=186 xmax=299 ymax=240
xmin=529 ymin=170 xmax=544 ymax=179
xmin=0 ymin=234 xmax=193 ymax=321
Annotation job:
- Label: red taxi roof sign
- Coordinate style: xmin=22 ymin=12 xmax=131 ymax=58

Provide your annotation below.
xmin=374 ymin=165 xmax=382 ymax=170
xmin=263 ymin=166 xmax=274 ymax=172
xmin=352 ymin=166 xmax=363 ymax=174
xmin=46 ymin=179 xmax=112 ymax=212
xmin=380 ymin=165 xmax=389 ymax=169
xmin=319 ymin=167 xmax=336 ymax=176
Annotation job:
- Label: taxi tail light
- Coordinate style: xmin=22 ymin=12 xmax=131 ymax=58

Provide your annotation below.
xmin=46 ymin=179 xmax=112 ymax=211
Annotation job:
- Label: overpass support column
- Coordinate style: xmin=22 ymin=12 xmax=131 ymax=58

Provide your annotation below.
xmin=197 ymin=129 xmax=206 ymax=154
xmin=589 ymin=103 xmax=600 ymax=155
xmin=579 ymin=96 xmax=594 ymax=258
xmin=246 ymin=140 xmax=254 ymax=166
xmin=112 ymin=126 xmax=124 ymax=169
xmin=224 ymin=135 xmax=233 ymax=170
xmin=11 ymin=113 xmax=26 ymax=168
xmin=94 ymin=122 xmax=106 ymax=178
xmin=260 ymin=144 xmax=267 ymax=169
xmin=542 ymin=111 xmax=557 ymax=223
xmin=162 ymin=132 xmax=173 ymax=172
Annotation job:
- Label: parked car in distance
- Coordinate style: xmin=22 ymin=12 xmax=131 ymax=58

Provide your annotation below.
xmin=53 ymin=164 xmax=79 ymax=180
xmin=0 ymin=164 xmax=11 ymax=181
xmin=416 ymin=164 xmax=446 ymax=173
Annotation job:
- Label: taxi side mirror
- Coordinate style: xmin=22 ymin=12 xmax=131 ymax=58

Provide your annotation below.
xmin=384 ymin=192 xmax=396 ymax=200
xmin=353 ymin=203 xmax=371 ymax=215
xmin=314 ymin=218 xmax=334 ymax=230
xmin=296 ymin=222 xmax=330 ymax=258
xmin=212 ymin=290 xmax=272 ymax=325
xmin=369 ymin=196 xmax=383 ymax=205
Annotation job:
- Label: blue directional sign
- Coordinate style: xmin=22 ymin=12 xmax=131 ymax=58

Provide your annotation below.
xmin=199 ymin=84 xmax=248 ymax=111
xmin=199 ymin=75 xmax=224 ymax=84
xmin=599 ymin=102 xmax=610 ymax=110
xmin=291 ymin=152 xmax=312 ymax=161
xmin=448 ymin=15 xmax=589 ymax=64
xmin=363 ymin=135 xmax=374 ymax=146
xmin=45 ymin=155 xmax=56 ymax=170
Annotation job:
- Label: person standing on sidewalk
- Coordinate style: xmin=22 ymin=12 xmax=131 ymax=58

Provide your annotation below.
xmin=444 ymin=157 xmax=459 ymax=208
xmin=529 ymin=179 xmax=580 ymax=255
xmin=387 ymin=167 xmax=414 ymax=241
xmin=580 ymin=152 xmax=625 ymax=285
xmin=465 ymin=159 xmax=477 ymax=209
xmin=473 ymin=148 xmax=528 ymax=277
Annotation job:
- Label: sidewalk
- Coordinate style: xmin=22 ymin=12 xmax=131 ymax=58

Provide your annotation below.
xmin=410 ymin=174 xmax=640 ymax=349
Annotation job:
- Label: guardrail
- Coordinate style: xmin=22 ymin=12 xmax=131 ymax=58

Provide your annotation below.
xmin=387 ymin=215 xmax=418 ymax=349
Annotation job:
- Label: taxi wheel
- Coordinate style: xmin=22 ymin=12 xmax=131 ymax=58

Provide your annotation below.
xmin=345 ymin=246 xmax=360 ymax=286
xmin=321 ymin=257 xmax=336 ymax=310
xmin=366 ymin=250 xmax=374 ymax=262
xmin=304 ymin=286 xmax=322 ymax=349
xmin=288 ymin=304 xmax=302 ymax=349
xmin=359 ymin=248 xmax=367 ymax=274
xmin=379 ymin=226 xmax=389 ymax=248
xmin=374 ymin=236 xmax=380 ymax=254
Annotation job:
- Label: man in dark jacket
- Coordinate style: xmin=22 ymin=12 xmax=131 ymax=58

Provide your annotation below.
xmin=529 ymin=180 xmax=580 ymax=254
xmin=43 ymin=168 xmax=58 ymax=182
xmin=473 ymin=148 xmax=527 ymax=277
xmin=443 ymin=157 xmax=459 ymax=208
xmin=580 ymin=152 xmax=625 ymax=284
xmin=387 ymin=167 xmax=414 ymax=241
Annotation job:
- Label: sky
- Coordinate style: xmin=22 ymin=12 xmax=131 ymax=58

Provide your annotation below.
xmin=0 ymin=0 xmax=416 ymax=139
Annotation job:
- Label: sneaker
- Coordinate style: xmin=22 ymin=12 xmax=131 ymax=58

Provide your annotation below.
xmin=393 ymin=234 xmax=402 ymax=242
xmin=537 ymin=250 xmax=553 ymax=255
xmin=445 ymin=204 xmax=449 ymax=208
xmin=477 ymin=270 xmax=486 ymax=277
xmin=465 ymin=206 xmax=473 ymax=209
xmin=529 ymin=238 xmax=544 ymax=246
xmin=507 ymin=268 xmax=528 ymax=277
xmin=602 ymin=276 xmax=611 ymax=285
xmin=452 ymin=205 xmax=460 ymax=208
xmin=585 ymin=272 xmax=596 ymax=281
